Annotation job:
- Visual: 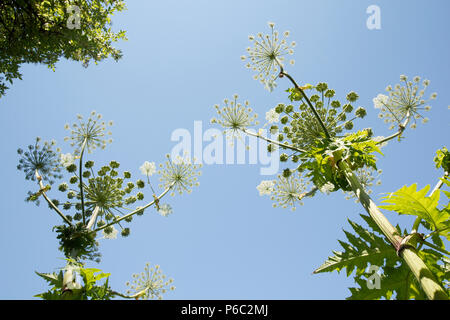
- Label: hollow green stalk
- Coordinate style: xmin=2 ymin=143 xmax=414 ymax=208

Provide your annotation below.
xmin=337 ymin=158 xmax=448 ymax=300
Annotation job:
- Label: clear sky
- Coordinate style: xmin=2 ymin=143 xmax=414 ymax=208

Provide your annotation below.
xmin=1 ymin=0 xmax=449 ymax=299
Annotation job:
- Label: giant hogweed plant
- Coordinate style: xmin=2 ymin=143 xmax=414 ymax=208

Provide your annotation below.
xmin=17 ymin=111 xmax=201 ymax=300
xmin=211 ymin=22 xmax=449 ymax=300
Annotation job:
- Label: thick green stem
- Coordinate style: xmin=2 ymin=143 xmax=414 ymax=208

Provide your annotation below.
xmin=337 ymin=157 xmax=448 ymax=300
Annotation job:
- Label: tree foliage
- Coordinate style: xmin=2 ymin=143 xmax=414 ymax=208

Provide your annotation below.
xmin=0 ymin=0 xmax=127 ymax=97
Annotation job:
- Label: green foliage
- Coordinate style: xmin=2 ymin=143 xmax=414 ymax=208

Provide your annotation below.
xmin=380 ymin=184 xmax=450 ymax=241
xmin=434 ymin=147 xmax=450 ymax=172
xmin=347 ymin=263 xmax=427 ymax=300
xmin=314 ymin=214 xmax=399 ymax=277
xmin=35 ymin=261 xmax=114 ymax=300
xmin=315 ymin=214 xmax=449 ymax=299
xmin=0 ymin=0 xmax=127 ymax=97
xmin=298 ymin=129 xmax=381 ymax=192
xmin=35 ymin=261 xmax=172 ymax=300
xmin=282 ymin=84 xmax=367 ymax=151
xmin=53 ymin=223 xmax=100 ymax=261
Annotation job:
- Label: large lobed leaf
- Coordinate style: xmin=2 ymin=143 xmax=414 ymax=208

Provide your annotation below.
xmin=380 ymin=183 xmax=450 ymax=240
xmin=313 ymin=214 xmax=399 ymax=277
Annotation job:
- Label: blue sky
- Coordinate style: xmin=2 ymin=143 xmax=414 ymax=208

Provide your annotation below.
xmin=0 ymin=0 xmax=449 ymax=299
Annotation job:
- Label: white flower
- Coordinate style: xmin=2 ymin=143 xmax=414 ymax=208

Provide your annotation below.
xmin=243 ymin=22 xmax=296 ymax=89
xmin=64 ymin=110 xmax=113 ymax=155
xmin=271 ymin=174 xmax=309 ymax=210
xmin=256 ymin=180 xmax=275 ymax=196
xmin=158 ymin=154 xmax=202 ymax=195
xmin=320 ymin=182 xmax=335 ymax=195
xmin=265 ymin=108 xmax=280 ymax=123
xmin=373 ymin=94 xmax=388 ymax=109
xmin=140 ymin=161 xmax=156 ymax=176
xmin=212 ymin=96 xmax=259 ymax=136
xmin=102 ymin=226 xmax=118 ymax=239
xmin=60 ymin=153 xmax=75 ymax=167
xmin=158 ymin=204 xmax=173 ymax=217
xmin=374 ymin=75 xmax=436 ymax=129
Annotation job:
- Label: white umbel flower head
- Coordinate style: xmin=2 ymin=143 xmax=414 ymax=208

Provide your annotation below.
xmin=60 ymin=153 xmax=75 ymax=168
xmin=158 ymin=154 xmax=202 ymax=196
xmin=242 ymin=22 xmax=296 ymax=90
xmin=211 ymin=95 xmax=259 ymax=137
xmin=373 ymin=94 xmax=388 ymax=109
xmin=140 ymin=161 xmax=156 ymax=176
xmin=265 ymin=108 xmax=280 ymax=124
xmin=256 ymin=180 xmax=275 ymax=196
xmin=125 ymin=263 xmax=175 ymax=300
xmin=63 ymin=110 xmax=113 ymax=155
xmin=374 ymin=75 xmax=435 ymax=129
xmin=271 ymin=173 xmax=310 ymax=211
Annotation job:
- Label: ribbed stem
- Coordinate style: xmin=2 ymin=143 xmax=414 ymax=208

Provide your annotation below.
xmin=337 ymin=157 xmax=448 ymax=300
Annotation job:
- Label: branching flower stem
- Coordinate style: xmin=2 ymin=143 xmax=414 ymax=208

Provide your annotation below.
xmin=376 ymin=110 xmax=411 ymax=145
xmin=241 ymin=128 xmax=308 ymax=154
xmin=337 ymin=157 xmax=448 ymax=300
xmin=93 ymin=181 xmax=176 ymax=233
xmin=79 ymin=138 xmax=87 ymax=225
xmin=34 ymin=170 xmax=72 ymax=225
xmin=276 ymin=62 xmax=331 ymax=139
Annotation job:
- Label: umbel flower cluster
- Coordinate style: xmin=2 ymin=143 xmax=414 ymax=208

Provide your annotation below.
xmin=241 ymin=22 xmax=296 ymax=91
xmin=210 ymin=94 xmax=259 ymax=138
xmin=125 ymin=263 xmax=175 ymax=300
xmin=212 ymin=22 xmax=438 ymax=211
xmin=257 ymin=172 xmax=313 ymax=211
xmin=267 ymin=83 xmax=367 ymax=151
xmin=64 ymin=111 xmax=113 ymax=155
xmin=373 ymin=75 xmax=436 ymax=130
xmin=17 ymin=137 xmax=62 ymax=186
xmin=17 ymin=111 xmax=202 ymax=260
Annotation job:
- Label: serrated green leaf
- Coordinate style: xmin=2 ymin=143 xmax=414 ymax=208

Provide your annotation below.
xmin=35 ymin=271 xmax=63 ymax=289
xmin=314 ymin=216 xmax=399 ymax=276
xmin=347 ymin=264 xmax=427 ymax=300
xmin=380 ymin=184 xmax=449 ymax=233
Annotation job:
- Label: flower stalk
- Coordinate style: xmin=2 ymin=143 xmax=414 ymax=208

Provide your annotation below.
xmin=34 ymin=170 xmax=72 ymax=225
xmin=277 ymin=65 xmax=331 ymax=139
xmin=94 ymin=181 xmax=175 ymax=232
xmin=79 ymin=138 xmax=88 ymax=225
xmin=336 ymin=157 xmax=448 ymax=300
